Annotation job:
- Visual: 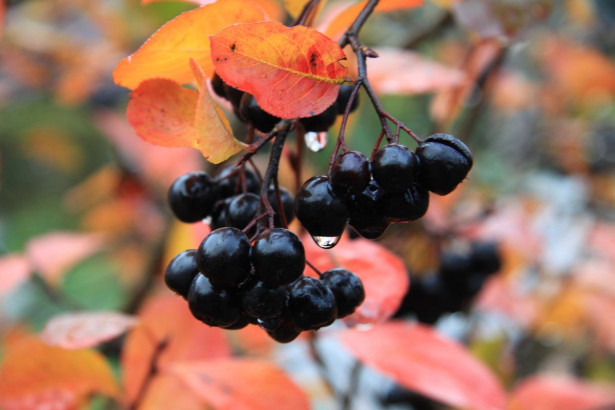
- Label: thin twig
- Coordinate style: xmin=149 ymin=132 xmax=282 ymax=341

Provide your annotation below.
xmin=127 ymin=337 xmax=169 ymax=410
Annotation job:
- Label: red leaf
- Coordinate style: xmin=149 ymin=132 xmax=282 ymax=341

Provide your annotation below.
xmin=210 ymin=21 xmax=348 ymax=119
xmin=25 ymin=231 xmax=107 ymax=285
xmin=137 ymin=374 xmax=204 ymax=410
xmin=0 ymin=254 xmax=30 ymax=296
xmin=509 ymin=375 xmax=615 ymax=410
xmin=339 ymin=322 xmax=507 ymax=410
xmin=171 ymin=358 xmax=310 ymax=410
xmin=0 ymin=334 xmax=119 ymax=410
xmin=366 ymin=48 xmax=464 ymax=95
xmin=303 ymin=235 xmax=409 ymax=325
xmin=121 ymin=294 xmax=231 ymax=406
xmin=41 ymin=312 xmax=137 ymax=349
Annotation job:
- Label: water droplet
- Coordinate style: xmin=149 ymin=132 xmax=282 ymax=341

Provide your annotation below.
xmin=202 ymin=216 xmax=212 ymax=225
xmin=312 ymin=235 xmax=340 ymax=249
xmin=305 ymin=131 xmax=328 ymax=152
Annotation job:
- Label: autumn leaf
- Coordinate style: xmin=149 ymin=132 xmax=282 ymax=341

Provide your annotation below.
xmin=210 ymin=21 xmax=348 ymax=119
xmin=303 ymin=235 xmax=409 ymax=325
xmin=320 ymin=0 xmax=424 ymax=40
xmin=171 ymin=358 xmax=310 ymax=410
xmin=141 ymin=0 xmax=284 ymax=20
xmin=136 ymin=373 xmax=204 ymax=410
xmin=339 ymin=322 xmax=507 ymax=410
xmin=509 ymin=375 xmax=615 ymax=410
xmin=126 ymin=77 xmax=243 ymax=163
xmin=113 ymin=0 xmax=269 ymax=89
xmin=0 ymin=254 xmax=30 ymax=296
xmin=0 ymin=0 xmax=5 ymax=41
xmin=0 ymin=334 xmax=119 ymax=410
xmin=122 ymin=295 xmax=231 ymax=406
xmin=25 ymin=231 xmax=108 ymax=285
xmin=366 ymin=47 xmax=464 ymax=95
xmin=41 ymin=312 xmax=138 ymax=349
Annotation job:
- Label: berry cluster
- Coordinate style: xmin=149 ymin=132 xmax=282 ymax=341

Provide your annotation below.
xmin=164 ymin=227 xmax=365 ymax=342
xmin=295 ymin=134 xmax=473 ymax=245
xmin=167 ymin=165 xmax=294 ymax=232
xmin=395 ymin=240 xmax=502 ymax=324
xmin=212 ymin=72 xmax=359 ymax=134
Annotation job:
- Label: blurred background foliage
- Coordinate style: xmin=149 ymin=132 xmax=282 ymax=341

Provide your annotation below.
xmin=1 ymin=0 xmax=615 ymax=408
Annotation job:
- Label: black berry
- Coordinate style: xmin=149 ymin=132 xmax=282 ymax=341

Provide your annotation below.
xmin=267 ymin=186 xmax=295 ymax=226
xmin=288 ymin=276 xmax=337 ymax=330
xmin=211 ymin=72 xmax=227 ymax=99
xmin=168 ymin=171 xmax=219 ymax=223
xmin=321 ymin=269 xmax=365 ymax=317
xmin=347 ymin=180 xmax=389 ymax=239
xmin=164 ymin=249 xmax=200 ymax=299
xmin=188 ymin=274 xmax=241 ymax=327
xmin=242 ymin=280 xmax=287 ymax=319
xmin=372 ymin=144 xmax=418 ymax=193
xmin=217 ymin=166 xmax=261 ymax=198
xmin=415 ymin=134 xmax=473 ymax=195
xmin=239 ymin=93 xmax=280 ymax=133
xmin=378 ymin=183 xmax=429 ymax=223
xmin=251 ymin=228 xmax=306 ymax=287
xmin=331 ymin=151 xmax=371 ymax=197
xmin=336 ymin=84 xmax=360 ymax=115
xmin=196 ymin=227 xmax=252 ymax=288
xmin=226 ymin=193 xmax=259 ymax=231
xmin=300 ymin=103 xmax=338 ymax=132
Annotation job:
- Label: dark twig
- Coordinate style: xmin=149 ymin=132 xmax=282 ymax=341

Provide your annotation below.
xmin=128 ymin=337 xmax=169 ymax=410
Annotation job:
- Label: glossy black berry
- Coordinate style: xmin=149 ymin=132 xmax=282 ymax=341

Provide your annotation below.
xmin=164 ymin=249 xmax=199 ymax=298
xmin=209 ymin=198 xmax=230 ymax=230
xmin=295 ymin=175 xmax=349 ymax=239
xmin=251 ymin=228 xmax=305 ymax=287
xmin=196 ymin=227 xmax=252 ymax=288
xmin=336 ymin=84 xmax=360 ymax=115
xmin=217 ymin=166 xmax=261 ymax=198
xmin=371 ymin=144 xmax=419 ymax=193
xmin=188 ymin=274 xmax=241 ymax=327
xmin=378 ymin=184 xmax=429 ymax=223
xmin=331 ymin=151 xmax=371 ymax=197
xmin=211 ymin=72 xmax=227 ymax=99
xmin=321 ymin=269 xmax=365 ymax=318
xmin=347 ymin=180 xmax=389 ymax=239
xmin=223 ymin=83 xmax=244 ymax=109
xmin=415 ymin=134 xmax=473 ymax=195
xmin=242 ymin=280 xmax=287 ymax=319
xmin=262 ymin=316 xmax=301 ymax=343
xmin=267 ymin=187 xmax=295 ymax=226
xmin=300 ymin=103 xmax=338 ymax=132
xmin=226 ymin=193 xmax=259 ymax=231
xmin=168 ymin=171 xmax=219 ymax=223
xmin=222 ymin=313 xmax=251 ymax=330
xmin=239 ymin=93 xmax=280 ymax=133
xmin=288 ymin=276 xmax=337 ymax=330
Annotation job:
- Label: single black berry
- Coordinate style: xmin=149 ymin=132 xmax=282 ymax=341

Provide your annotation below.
xmin=168 ymin=171 xmax=219 ymax=223
xmin=164 ymin=249 xmax=200 ymax=299
xmin=469 ymin=241 xmax=502 ymax=276
xmin=267 ymin=187 xmax=295 ymax=226
xmin=336 ymin=84 xmax=360 ymax=115
xmin=222 ymin=313 xmax=251 ymax=330
xmin=209 ymin=198 xmax=231 ymax=230
xmin=331 ymin=151 xmax=371 ymax=197
xmin=239 ymin=93 xmax=280 ymax=133
xmin=300 ymin=103 xmax=338 ymax=132
xmin=321 ymin=269 xmax=365 ymax=317
xmin=415 ymin=134 xmax=473 ymax=195
xmin=211 ymin=72 xmax=227 ymax=99
xmin=188 ymin=274 xmax=241 ymax=327
xmin=378 ymin=184 xmax=429 ymax=223
xmin=262 ymin=315 xmax=301 ymax=343
xmin=396 ymin=274 xmax=448 ymax=324
xmin=347 ymin=180 xmax=389 ymax=239
xmin=196 ymin=227 xmax=252 ymax=288
xmin=295 ymin=175 xmax=349 ymax=240
xmin=371 ymin=144 xmax=419 ymax=193
xmin=226 ymin=193 xmax=259 ymax=231
xmin=223 ymin=83 xmax=244 ymax=109
xmin=288 ymin=276 xmax=337 ymax=330
xmin=251 ymin=228 xmax=305 ymax=287
xmin=242 ymin=280 xmax=287 ymax=319
xmin=217 ymin=166 xmax=261 ymax=198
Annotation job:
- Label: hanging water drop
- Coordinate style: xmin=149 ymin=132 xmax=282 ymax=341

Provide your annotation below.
xmin=312 ymin=235 xmax=341 ymax=249
xmin=305 ymin=131 xmax=328 ymax=152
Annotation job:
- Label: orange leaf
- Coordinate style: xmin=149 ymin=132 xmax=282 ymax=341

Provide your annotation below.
xmin=210 ymin=21 xmax=347 ymax=119
xmin=137 ymin=373 xmax=204 ymax=410
xmin=121 ymin=294 xmax=231 ymax=406
xmin=339 ymin=322 xmax=507 ymax=410
xmin=0 ymin=334 xmax=119 ymax=409
xmin=25 ymin=231 xmax=108 ymax=285
xmin=509 ymin=375 xmax=615 ymax=410
xmin=366 ymin=47 xmax=464 ymax=95
xmin=320 ymin=0 xmax=424 ymax=40
xmin=171 ymin=358 xmax=310 ymax=410
xmin=126 ymin=78 xmax=243 ymax=163
xmin=0 ymin=0 xmax=5 ymax=41
xmin=41 ymin=312 xmax=138 ymax=349
xmin=303 ymin=235 xmax=409 ymax=325
xmin=113 ymin=0 xmax=269 ymax=90
xmin=140 ymin=0 xmax=283 ymax=20
xmin=0 ymin=254 xmax=30 ymax=296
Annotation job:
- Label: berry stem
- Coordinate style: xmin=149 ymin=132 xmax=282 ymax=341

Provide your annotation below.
xmin=305 ymin=259 xmax=323 ymax=277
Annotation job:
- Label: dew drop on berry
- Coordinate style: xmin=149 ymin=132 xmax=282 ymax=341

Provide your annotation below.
xmin=312 ymin=235 xmax=341 ymax=249
xmin=305 ymin=131 xmax=328 ymax=152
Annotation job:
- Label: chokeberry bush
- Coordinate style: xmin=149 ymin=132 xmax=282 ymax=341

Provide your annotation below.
xmin=3 ymin=0 xmax=615 ymax=409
